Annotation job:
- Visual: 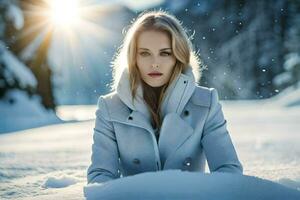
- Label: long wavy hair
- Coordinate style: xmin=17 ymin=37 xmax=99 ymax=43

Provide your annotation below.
xmin=111 ymin=10 xmax=202 ymax=130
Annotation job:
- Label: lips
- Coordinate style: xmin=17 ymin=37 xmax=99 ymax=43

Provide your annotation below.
xmin=148 ymin=72 xmax=163 ymax=77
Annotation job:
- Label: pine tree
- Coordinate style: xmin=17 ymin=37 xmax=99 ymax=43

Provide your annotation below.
xmin=273 ymin=0 xmax=300 ymax=90
xmin=11 ymin=0 xmax=56 ymax=110
xmin=0 ymin=0 xmax=37 ymax=99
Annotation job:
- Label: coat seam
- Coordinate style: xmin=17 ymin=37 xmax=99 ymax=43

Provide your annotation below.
xmin=175 ymin=80 xmax=188 ymax=113
xmin=201 ymin=89 xmax=213 ymax=140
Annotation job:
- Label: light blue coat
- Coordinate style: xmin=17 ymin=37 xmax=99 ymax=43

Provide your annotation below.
xmin=87 ymin=66 xmax=243 ymax=184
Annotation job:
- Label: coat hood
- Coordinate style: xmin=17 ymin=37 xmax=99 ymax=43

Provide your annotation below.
xmin=116 ymin=65 xmax=197 ymax=122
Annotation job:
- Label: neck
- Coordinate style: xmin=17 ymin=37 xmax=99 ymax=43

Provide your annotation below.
xmin=141 ymin=80 xmax=164 ymax=97
xmin=151 ymin=85 xmax=164 ymax=97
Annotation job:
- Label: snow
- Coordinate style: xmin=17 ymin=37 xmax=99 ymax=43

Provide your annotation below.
xmin=56 ymin=105 xmax=97 ymax=121
xmin=268 ymin=81 xmax=300 ymax=107
xmin=83 ymin=170 xmax=300 ymax=200
xmin=274 ymin=53 xmax=300 ymax=87
xmin=273 ymin=71 xmax=292 ymax=86
xmin=284 ymin=53 xmax=300 ymax=71
xmin=5 ymin=3 xmax=24 ymax=30
xmin=0 ymin=89 xmax=62 ymax=133
xmin=0 ymin=96 xmax=300 ymax=199
xmin=0 ymin=42 xmax=37 ymax=88
xmin=0 ymin=121 xmax=91 ymax=199
xmin=42 ymin=176 xmax=78 ymax=189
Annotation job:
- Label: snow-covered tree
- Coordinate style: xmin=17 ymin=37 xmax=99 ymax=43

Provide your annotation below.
xmin=0 ymin=0 xmax=37 ymax=98
xmin=273 ymin=53 xmax=300 ymax=89
xmin=273 ymin=0 xmax=300 ymax=90
xmin=10 ymin=0 xmax=56 ymax=109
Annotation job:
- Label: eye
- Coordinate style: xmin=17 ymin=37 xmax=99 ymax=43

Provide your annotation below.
xmin=139 ymin=51 xmax=150 ymax=56
xmin=161 ymin=52 xmax=172 ymax=56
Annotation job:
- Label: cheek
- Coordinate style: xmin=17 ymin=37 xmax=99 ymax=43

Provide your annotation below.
xmin=137 ymin=57 xmax=150 ymax=70
xmin=136 ymin=57 xmax=143 ymax=68
xmin=163 ymin=59 xmax=176 ymax=74
xmin=165 ymin=66 xmax=175 ymax=78
xmin=136 ymin=60 xmax=148 ymax=77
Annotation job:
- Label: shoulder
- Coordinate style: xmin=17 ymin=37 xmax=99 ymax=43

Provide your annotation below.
xmin=96 ymin=91 xmax=129 ymax=118
xmin=190 ymin=85 xmax=219 ymax=107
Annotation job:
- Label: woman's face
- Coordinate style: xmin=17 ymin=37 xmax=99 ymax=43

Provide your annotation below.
xmin=136 ymin=30 xmax=176 ymax=87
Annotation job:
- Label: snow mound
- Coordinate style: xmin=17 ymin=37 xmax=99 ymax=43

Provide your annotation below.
xmin=0 ymin=89 xmax=62 ymax=133
xmin=84 ymin=170 xmax=300 ymax=200
xmin=270 ymin=82 xmax=300 ymax=107
xmin=43 ymin=176 xmax=78 ymax=189
xmin=278 ymin=178 xmax=300 ymax=191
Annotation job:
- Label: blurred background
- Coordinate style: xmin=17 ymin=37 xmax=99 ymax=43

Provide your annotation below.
xmin=0 ymin=0 xmax=299 ymax=133
xmin=0 ymin=1 xmax=300 ymax=199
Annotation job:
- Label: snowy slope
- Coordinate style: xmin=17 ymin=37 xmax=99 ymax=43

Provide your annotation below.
xmin=0 ymin=90 xmax=62 ymax=133
xmin=0 ymin=100 xmax=300 ymax=199
xmin=267 ymin=81 xmax=300 ymax=107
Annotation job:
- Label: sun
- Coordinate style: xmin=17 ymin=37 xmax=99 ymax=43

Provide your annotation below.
xmin=48 ymin=0 xmax=81 ymax=27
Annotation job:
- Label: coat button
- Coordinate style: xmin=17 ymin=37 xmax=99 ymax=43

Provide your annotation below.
xmin=128 ymin=116 xmax=133 ymax=120
xmin=133 ymin=158 xmax=140 ymax=164
xmin=184 ymin=110 xmax=189 ymax=116
xmin=183 ymin=157 xmax=192 ymax=166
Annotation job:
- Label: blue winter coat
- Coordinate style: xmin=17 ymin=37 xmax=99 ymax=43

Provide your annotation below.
xmin=87 ymin=66 xmax=243 ymax=184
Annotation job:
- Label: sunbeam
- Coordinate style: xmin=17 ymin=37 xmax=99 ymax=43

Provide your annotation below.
xmin=18 ymin=0 xmax=115 ymax=67
xmin=48 ymin=0 xmax=81 ymax=27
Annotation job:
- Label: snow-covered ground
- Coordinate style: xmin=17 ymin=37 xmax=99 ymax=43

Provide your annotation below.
xmin=0 ymin=98 xmax=300 ymax=199
xmin=0 ymin=90 xmax=62 ymax=134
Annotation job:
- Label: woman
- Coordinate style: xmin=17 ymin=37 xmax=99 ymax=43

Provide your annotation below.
xmin=87 ymin=10 xmax=243 ymax=184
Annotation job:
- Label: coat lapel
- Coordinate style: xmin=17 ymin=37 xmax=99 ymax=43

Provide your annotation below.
xmin=127 ymin=111 xmax=154 ymax=135
xmin=161 ymin=72 xmax=195 ymax=118
xmin=107 ymin=105 xmax=154 ymax=136
xmin=158 ymin=113 xmax=194 ymax=167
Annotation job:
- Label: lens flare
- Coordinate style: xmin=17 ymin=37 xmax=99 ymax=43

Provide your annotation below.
xmin=48 ymin=0 xmax=81 ymax=27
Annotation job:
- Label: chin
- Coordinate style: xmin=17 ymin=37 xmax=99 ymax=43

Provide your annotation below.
xmin=146 ymin=81 xmax=164 ymax=88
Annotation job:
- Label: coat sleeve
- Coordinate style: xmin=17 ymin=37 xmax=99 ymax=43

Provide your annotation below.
xmin=201 ymin=88 xmax=243 ymax=174
xmin=87 ymin=96 xmax=121 ymax=184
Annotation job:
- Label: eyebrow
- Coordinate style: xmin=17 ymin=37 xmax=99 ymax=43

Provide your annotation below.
xmin=138 ymin=48 xmax=172 ymax=51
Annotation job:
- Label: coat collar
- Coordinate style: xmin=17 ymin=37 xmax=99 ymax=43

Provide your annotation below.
xmin=116 ymin=65 xmax=196 ymax=123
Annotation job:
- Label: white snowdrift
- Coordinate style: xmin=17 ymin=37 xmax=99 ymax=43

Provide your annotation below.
xmin=43 ymin=176 xmax=78 ymax=189
xmin=0 ymin=89 xmax=62 ymax=133
xmin=84 ymin=170 xmax=300 ymax=200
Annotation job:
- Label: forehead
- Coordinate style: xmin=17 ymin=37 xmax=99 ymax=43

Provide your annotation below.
xmin=137 ymin=30 xmax=172 ymax=49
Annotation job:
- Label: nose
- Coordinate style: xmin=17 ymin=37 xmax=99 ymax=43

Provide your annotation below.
xmin=151 ymin=57 xmax=160 ymax=68
xmin=150 ymin=54 xmax=163 ymax=69
xmin=152 ymin=63 xmax=159 ymax=68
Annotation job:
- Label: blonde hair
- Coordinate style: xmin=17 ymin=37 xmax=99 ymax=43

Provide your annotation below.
xmin=111 ymin=10 xmax=202 ymax=129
